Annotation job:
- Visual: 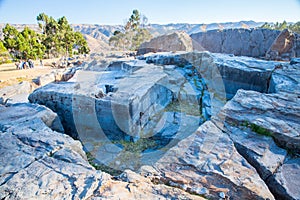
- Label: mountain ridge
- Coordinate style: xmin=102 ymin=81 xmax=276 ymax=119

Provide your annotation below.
xmin=0 ymin=21 xmax=265 ymax=52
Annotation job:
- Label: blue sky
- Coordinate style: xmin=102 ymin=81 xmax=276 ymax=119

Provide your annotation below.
xmin=0 ymin=0 xmax=300 ymax=25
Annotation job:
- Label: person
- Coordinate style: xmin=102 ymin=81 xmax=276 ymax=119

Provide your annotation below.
xmin=18 ymin=61 xmax=23 ymax=70
xmin=27 ymin=59 xmax=34 ymax=68
xmin=40 ymin=59 xmax=43 ymax=67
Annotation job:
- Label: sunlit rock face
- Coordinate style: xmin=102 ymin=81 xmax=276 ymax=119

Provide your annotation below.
xmin=2 ymin=50 xmax=299 ymax=199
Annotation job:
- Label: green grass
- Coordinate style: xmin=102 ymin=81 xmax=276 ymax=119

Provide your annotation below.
xmin=241 ymin=121 xmax=273 ymax=137
xmin=165 ymin=100 xmax=202 ymax=117
xmin=85 ymin=151 xmax=122 ymax=176
xmin=114 ymin=138 xmax=157 ymax=153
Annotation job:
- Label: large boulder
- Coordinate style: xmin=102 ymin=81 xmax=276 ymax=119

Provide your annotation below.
xmin=191 ymin=28 xmax=281 ymax=58
xmin=137 ymin=31 xmax=193 ymax=55
xmin=151 ymin=120 xmax=274 ymax=200
xmin=265 ymin=29 xmax=296 ymax=61
xmin=215 ymin=89 xmax=300 ymax=200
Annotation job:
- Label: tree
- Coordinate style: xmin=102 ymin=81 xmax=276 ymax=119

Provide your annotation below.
xmin=36 ymin=13 xmax=90 ymax=58
xmin=17 ymin=27 xmax=46 ymax=59
xmin=2 ymin=13 xmax=90 ymax=61
xmin=2 ymin=24 xmax=19 ymax=56
xmin=0 ymin=40 xmax=11 ymax=64
xmin=260 ymin=21 xmax=300 ymax=34
xmin=109 ymin=9 xmax=152 ymax=51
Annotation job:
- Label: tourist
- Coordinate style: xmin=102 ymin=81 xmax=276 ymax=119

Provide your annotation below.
xmin=28 ymin=59 xmax=34 ymax=68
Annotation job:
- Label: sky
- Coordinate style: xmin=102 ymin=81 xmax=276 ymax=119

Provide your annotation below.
xmin=0 ymin=0 xmax=300 ymax=25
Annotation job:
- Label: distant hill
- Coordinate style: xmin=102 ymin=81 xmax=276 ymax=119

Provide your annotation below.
xmin=0 ymin=21 xmax=264 ymax=52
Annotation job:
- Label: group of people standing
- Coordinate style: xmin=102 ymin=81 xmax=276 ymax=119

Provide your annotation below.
xmin=15 ymin=59 xmax=35 ymax=70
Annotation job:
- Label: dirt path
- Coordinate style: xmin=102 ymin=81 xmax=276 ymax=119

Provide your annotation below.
xmin=0 ymin=59 xmax=60 ymax=89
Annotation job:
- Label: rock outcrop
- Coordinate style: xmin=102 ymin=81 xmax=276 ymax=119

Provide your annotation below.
xmin=266 ymin=29 xmax=296 ymax=61
xmin=137 ymin=31 xmax=193 ymax=55
xmin=214 ymin=89 xmax=300 ymax=200
xmin=191 ymin=28 xmax=281 ymax=58
xmin=2 ymin=51 xmax=300 ymax=199
xmin=0 ymin=103 xmax=206 ymax=200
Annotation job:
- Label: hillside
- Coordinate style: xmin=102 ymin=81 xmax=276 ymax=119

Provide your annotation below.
xmin=0 ymin=21 xmax=264 ymax=53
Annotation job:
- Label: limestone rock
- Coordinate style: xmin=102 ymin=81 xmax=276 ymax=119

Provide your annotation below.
xmin=266 ymin=29 xmax=296 ymax=61
xmin=153 ymin=121 xmax=274 ymax=200
xmin=215 ymin=89 xmax=300 ymax=199
xmin=191 ymin=28 xmax=281 ymax=58
xmin=269 ymin=62 xmax=300 ymax=95
xmin=0 ymin=103 xmax=64 ymax=133
xmin=0 ymin=81 xmax=32 ymax=103
xmin=267 ymin=158 xmax=300 ymax=200
xmin=0 ymin=103 xmax=106 ymax=200
xmin=0 ymin=103 xmax=204 ymax=200
xmin=137 ymin=31 xmax=193 ymax=55
xmin=218 ymin=90 xmax=300 ymax=153
xmin=95 ymin=170 xmax=205 ymax=200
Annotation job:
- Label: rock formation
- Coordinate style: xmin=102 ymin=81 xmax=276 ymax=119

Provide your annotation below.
xmin=1 ymin=51 xmax=300 ymax=199
xmin=265 ymin=29 xmax=296 ymax=60
xmin=137 ymin=31 xmax=193 ymax=55
xmin=190 ymin=28 xmax=281 ymax=58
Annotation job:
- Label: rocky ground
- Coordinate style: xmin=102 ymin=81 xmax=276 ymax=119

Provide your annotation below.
xmin=0 ymin=51 xmax=300 ymax=200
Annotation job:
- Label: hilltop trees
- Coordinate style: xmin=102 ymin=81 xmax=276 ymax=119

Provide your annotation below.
xmin=261 ymin=21 xmax=300 ymax=34
xmin=109 ymin=9 xmax=152 ymax=51
xmin=36 ymin=13 xmax=90 ymax=58
xmin=1 ymin=13 xmax=90 ymax=61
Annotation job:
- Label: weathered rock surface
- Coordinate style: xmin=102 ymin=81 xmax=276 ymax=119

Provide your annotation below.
xmin=0 ymin=103 xmax=105 ymax=199
xmin=268 ymin=61 xmax=300 ymax=95
xmin=266 ymin=29 xmax=296 ymax=61
xmin=3 ymin=51 xmax=300 ymax=199
xmin=145 ymin=51 xmax=279 ymax=99
xmin=218 ymin=90 xmax=300 ymax=153
xmin=214 ymin=89 xmax=300 ymax=200
xmin=137 ymin=31 xmax=193 ymax=55
xmin=0 ymin=81 xmax=32 ymax=104
xmin=152 ymin=120 xmax=274 ymax=200
xmin=191 ymin=28 xmax=281 ymax=58
xmin=0 ymin=103 xmax=204 ymax=200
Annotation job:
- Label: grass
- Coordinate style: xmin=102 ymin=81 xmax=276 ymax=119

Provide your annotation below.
xmin=165 ymin=100 xmax=202 ymax=117
xmin=114 ymin=138 xmax=157 ymax=153
xmin=85 ymin=151 xmax=123 ymax=176
xmin=85 ymin=138 xmax=157 ymax=176
xmin=241 ymin=121 xmax=273 ymax=137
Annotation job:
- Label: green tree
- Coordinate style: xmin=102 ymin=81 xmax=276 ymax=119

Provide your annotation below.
xmin=0 ymin=40 xmax=11 ymax=64
xmin=260 ymin=21 xmax=300 ymax=34
xmin=16 ymin=27 xmax=46 ymax=59
xmin=37 ymin=13 xmax=90 ymax=58
xmin=2 ymin=24 xmax=19 ymax=56
xmin=109 ymin=9 xmax=152 ymax=51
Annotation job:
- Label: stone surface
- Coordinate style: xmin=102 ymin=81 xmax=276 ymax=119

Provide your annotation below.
xmin=145 ymin=51 xmax=279 ymax=99
xmin=191 ymin=28 xmax=281 ymax=58
xmin=215 ymin=89 xmax=300 ymax=199
xmin=0 ymin=103 xmax=204 ymax=200
xmin=268 ymin=62 xmax=300 ymax=95
xmin=29 ymin=65 xmax=172 ymax=140
xmin=266 ymin=29 xmax=296 ymax=61
xmin=267 ymin=158 xmax=300 ymax=200
xmin=0 ymin=103 xmax=106 ymax=199
xmin=137 ymin=31 xmax=193 ymax=55
xmin=0 ymin=81 xmax=32 ymax=104
xmin=217 ymin=90 xmax=300 ymax=153
xmin=95 ymin=170 xmax=205 ymax=200
xmin=153 ymin=121 xmax=274 ymax=200
xmin=0 ymin=103 xmax=64 ymax=133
